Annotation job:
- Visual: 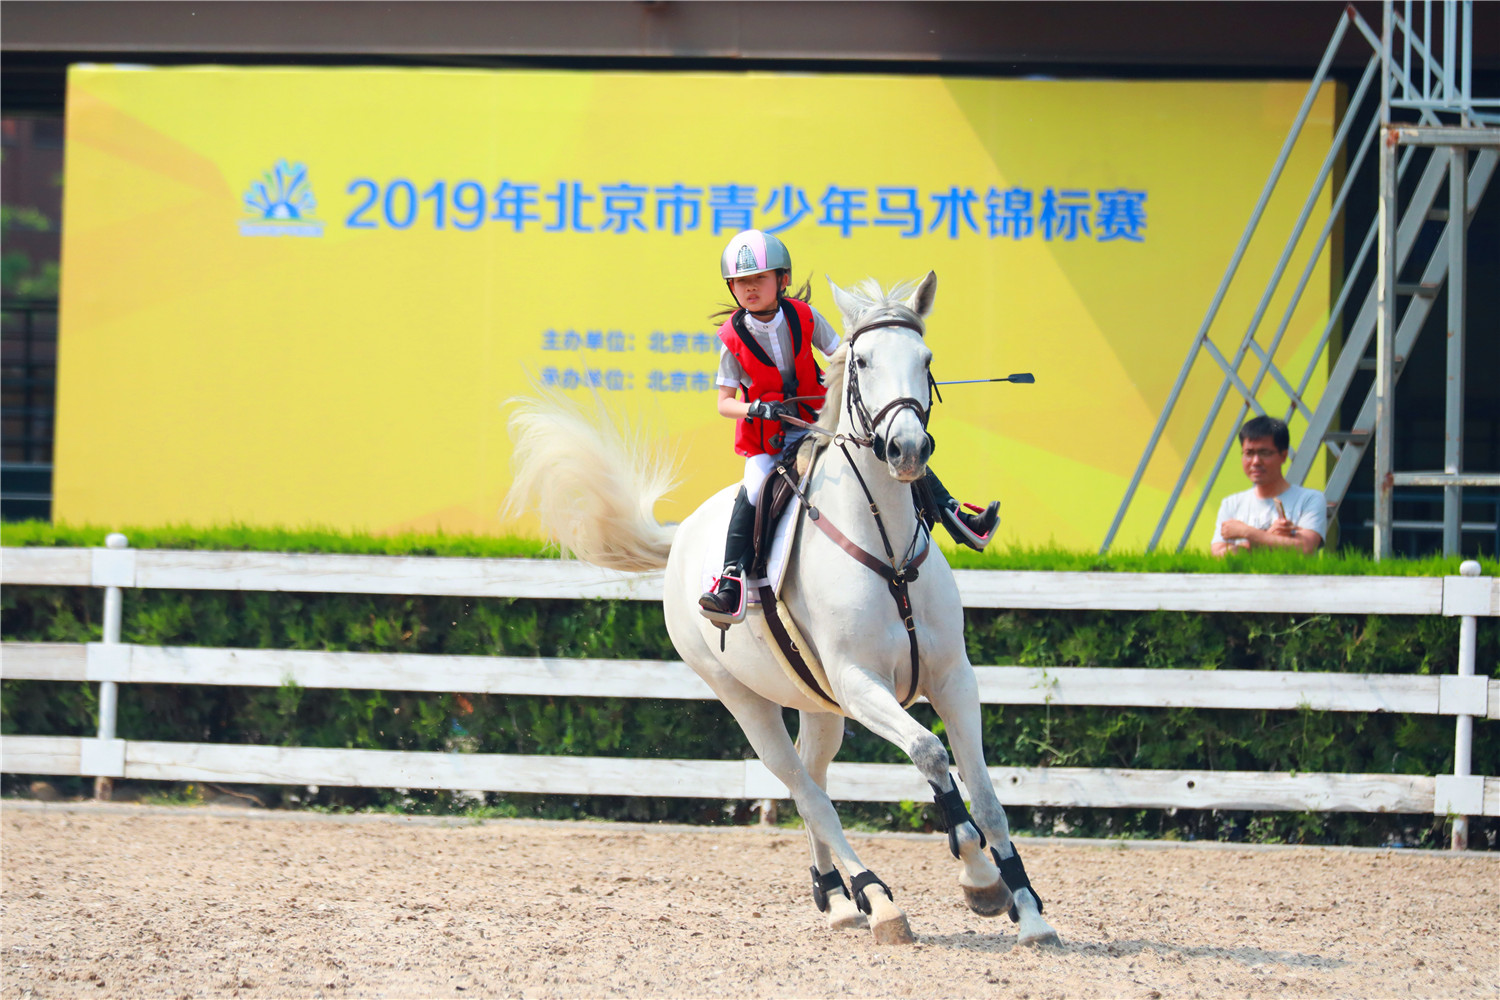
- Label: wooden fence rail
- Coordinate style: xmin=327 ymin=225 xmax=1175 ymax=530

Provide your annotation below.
xmin=2 ymin=542 xmax=1496 ymax=842
xmin=6 ymin=546 xmax=1496 ymax=613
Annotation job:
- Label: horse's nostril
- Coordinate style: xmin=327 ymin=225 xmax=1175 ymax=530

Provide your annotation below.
xmin=887 ymin=440 xmax=901 ymax=460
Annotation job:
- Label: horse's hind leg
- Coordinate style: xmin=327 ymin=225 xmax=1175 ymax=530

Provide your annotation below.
xmin=699 ymin=677 xmax=910 ymax=941
xmin=796 ymin=710 xmax=864 ymax=931
xmin=927 ymin=662 xmax=1060 ymax=946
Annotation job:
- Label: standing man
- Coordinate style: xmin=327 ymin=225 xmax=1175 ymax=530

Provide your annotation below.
xmin=1211 ymin=416 xmax=1327 ymax=556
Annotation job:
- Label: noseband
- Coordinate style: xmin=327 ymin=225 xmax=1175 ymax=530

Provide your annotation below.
xmin=845 ymin=318 xmax=932 ymax=462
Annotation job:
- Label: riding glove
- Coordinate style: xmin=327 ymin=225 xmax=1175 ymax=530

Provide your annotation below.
xmin=746 ymin=399 xmax=792 ymax=422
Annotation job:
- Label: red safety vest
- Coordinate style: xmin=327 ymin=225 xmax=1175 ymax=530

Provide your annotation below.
xmin=717 ymin=297 xmax=828 ymax=457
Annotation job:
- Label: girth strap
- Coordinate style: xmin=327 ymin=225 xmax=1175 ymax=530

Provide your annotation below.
xmin=758 ymin=582 xmax=839 ymax=709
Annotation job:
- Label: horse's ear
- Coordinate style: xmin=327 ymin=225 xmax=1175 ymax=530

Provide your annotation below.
xmin=904 ymin=271 xmax=937 ymax=317
xmin=827 ymin=276 xmax=861 ymax=326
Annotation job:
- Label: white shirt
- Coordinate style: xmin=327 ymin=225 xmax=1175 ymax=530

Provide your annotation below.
xmin=1211 ymin=484 xmax=1328 ymax=547
xmin=715 ymin=305 xmax=842 ymax=390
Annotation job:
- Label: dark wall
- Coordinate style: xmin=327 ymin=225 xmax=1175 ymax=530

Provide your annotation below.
xmin=0 ymin=2 xmax=1452 ymax=65
xmin=11 ymin=1 xmax=1499 ymax=113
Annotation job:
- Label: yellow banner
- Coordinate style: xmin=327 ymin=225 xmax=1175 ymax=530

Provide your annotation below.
xmin=55 ymin=66 xmax=1333 ymax=549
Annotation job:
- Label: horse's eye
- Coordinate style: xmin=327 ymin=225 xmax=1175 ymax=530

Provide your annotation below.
xmin=855 ymin=356 xmax=868 ymax=369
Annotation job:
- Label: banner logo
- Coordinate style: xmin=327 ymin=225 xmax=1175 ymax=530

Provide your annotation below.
xmin=240 ymin=159 xmax=324 ymax=237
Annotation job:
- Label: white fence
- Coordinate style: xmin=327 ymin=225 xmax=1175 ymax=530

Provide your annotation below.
xmin=2 ymin=541 xmax=1497 ymax=844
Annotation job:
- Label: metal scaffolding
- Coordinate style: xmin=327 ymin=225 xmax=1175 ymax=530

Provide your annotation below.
xmin=1102 ymin=0 xmax=1498 ymax=558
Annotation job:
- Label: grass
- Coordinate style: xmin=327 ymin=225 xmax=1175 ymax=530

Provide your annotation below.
xmin=0 ymin=519 xmax=1481 ymax=576
xmin=136 ymin=782 xmax=206 ymax=808
xmin=943 ymin=540 xmax=1472 ymax=576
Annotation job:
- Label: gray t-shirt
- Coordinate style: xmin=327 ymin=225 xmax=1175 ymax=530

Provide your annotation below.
xmin=1211 ymin=483 xmax=1328 ymax=547
xmin=715 ymin=306 xmax=842 ymax=390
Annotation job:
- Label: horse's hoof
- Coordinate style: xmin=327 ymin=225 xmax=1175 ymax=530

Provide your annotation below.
xmin=826 ymin=894 xmax=866 ymax=931
xmin=962 ymin=878 xmax=1012 ymax=917
xmin=870 ymin=912 xmax=915 ymax=945
xmin=865 ymin=891 xmax=915 ymax=944
xmin=1018 ymin=928 xmax=1061 ymax=947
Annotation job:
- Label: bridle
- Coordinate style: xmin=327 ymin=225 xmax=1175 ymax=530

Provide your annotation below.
xmin=841 ymin=317 xmax=933 ymax=463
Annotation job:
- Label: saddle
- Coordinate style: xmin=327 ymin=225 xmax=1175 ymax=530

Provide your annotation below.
xmin=745 ymin=441 xmax=926 ymax=714
xmin=693 ymin=442 xmax=838 ymax=713
xmin=749 ymin=459 xmax=802 ymax=580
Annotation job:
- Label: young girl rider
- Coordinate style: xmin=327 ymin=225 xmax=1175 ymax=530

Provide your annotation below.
xmin=699 ymin=229 xmax=1001 ymax=623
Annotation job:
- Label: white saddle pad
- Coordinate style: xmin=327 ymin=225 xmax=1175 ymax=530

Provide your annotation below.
xmin=698 ymin=486 xmax=802 ymax=606
xmin=695 ymin=481 xmax=842 ymax=713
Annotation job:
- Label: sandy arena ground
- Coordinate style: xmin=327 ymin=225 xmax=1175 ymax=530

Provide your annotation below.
xmin=2 ymin=802 xmax=1496 ymax=999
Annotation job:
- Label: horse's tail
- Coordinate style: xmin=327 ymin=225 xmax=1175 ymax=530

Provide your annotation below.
xmin=504 ymin=388 xmax=679 ymax=573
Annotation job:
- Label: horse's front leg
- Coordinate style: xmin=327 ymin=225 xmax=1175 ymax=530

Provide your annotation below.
xmin=927 ymin=660 xmax=1061 ymax=946
xmin=832 ymin=665 xmax=998 ymax=943
xmin=796 ymin=710 xmax=865 ymax=931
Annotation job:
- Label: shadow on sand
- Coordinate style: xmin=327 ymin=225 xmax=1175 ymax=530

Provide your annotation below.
xmin=919 ymin=932 xmax=1349 ymax=970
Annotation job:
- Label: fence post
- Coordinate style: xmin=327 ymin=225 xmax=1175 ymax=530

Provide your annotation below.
xmin=1451 ymin=558 xmax=1481 ymax=850
xmin=93 ymin=532 xmax=128 ymax=801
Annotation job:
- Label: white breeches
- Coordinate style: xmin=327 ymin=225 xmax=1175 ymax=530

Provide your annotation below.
xmin=740 ymin=428 xmax=809 ymax=508
xmin=741 ymin=454 xmax=777 ymax=509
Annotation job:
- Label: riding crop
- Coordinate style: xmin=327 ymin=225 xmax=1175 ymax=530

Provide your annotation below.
xmin=933 ymin=373 xmax=1035 ymax=385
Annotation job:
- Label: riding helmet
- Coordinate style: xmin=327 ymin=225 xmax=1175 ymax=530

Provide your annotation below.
xmin=720 ymin=229 xmax=792 ymax=281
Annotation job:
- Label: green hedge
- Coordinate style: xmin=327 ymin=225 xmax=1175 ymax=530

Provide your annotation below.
xmin=3 ymin=537 xmax=1495 ymax=848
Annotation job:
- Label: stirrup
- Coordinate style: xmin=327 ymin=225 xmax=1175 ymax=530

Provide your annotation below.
xmin=940 ymin=500 xmax=1000 ymax=551
xmin=698 ymin=571 xmax=747 ymax=626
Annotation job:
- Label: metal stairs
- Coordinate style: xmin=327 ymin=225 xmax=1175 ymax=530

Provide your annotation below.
xmin=1102 ymin=0 xmax=1499 ymax=557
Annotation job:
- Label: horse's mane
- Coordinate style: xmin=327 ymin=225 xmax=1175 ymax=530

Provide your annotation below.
xmin=798 ymin=277 xmax=927 ymax=471
xmin=838 ymin=276 xmax=926 ymax=314
xmin=812 ymin=343 xmax=848 ymax=439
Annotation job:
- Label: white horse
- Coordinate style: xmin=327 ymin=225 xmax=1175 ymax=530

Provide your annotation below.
xmin=507 ymin=273 xmax=1058 ymax=946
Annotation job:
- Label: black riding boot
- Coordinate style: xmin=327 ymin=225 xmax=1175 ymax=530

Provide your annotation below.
xmin=699 ymin=487 xmax=757 ymax=623
xmin=920 ymin=470 xmax=1000 ymax=551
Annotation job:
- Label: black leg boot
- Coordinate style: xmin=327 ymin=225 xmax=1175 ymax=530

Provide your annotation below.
xmin=699 ymin=487 xmax=757 ymax=624
xmin=922 ymin=470 xmax=1000 ymax=551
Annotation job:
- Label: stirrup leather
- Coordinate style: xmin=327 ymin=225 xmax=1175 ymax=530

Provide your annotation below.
xmin=941 ymin=500 xmax=1000 ymax=551
xmin=698 ymin=568 xmax=747 ymax=625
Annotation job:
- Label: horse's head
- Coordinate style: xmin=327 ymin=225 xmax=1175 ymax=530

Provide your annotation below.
xmin=826 ymin=272 xmax=937 ymax=483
